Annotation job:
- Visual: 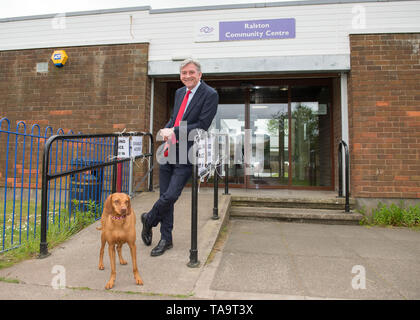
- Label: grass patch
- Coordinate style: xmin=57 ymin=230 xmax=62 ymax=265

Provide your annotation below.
xmin=0 ymin=200 xmax=41 ymax=247
xmin=205 ymin=223 xmax=230 ymax=266
xmin=68 ymin=286 xmax=92 ymax=291
xmin=0 ymin=200 xmax=99 ymax=269
xmin=0 ymin=276 xmax=20 ymax=284
xmin=112 ymin=289 xmax=195 ymax=299
xmin=359 ymin=201 xmax=420 ymax=229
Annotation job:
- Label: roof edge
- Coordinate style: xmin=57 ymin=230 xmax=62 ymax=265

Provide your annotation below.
xmin=149 ymin=0 xmax=410 ymax=14
xmin=0 ymin=0 xmax=415 ymax=23
xmin=0 ymin=6 xmax=151 ymax=23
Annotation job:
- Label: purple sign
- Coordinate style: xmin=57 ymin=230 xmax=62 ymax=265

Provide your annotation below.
xmin=219 ymin=18 xmax=295 ymax=41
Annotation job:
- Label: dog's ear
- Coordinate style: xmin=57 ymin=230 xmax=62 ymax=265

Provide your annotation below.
xmin=102 ymin=193 xmax=114 ymax=216
xmin=126 ymin=194 xmax=133 ymax=216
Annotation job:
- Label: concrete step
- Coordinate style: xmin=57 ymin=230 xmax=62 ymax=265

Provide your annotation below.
xmin=229 ymin=206 xmax=363 ymax=225
xmin=231 ymin=196 xmax=355 ymax=211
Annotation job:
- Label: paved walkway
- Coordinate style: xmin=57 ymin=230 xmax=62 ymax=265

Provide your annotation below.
xmin=0 ymin=189 xmax=419 ymax=300
xmin=205 ymin=219 xmax=420 ymax=299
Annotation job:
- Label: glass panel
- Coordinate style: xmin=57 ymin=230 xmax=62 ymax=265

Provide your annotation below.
xmin=208 ymin=87 xmax=245 ymax=185
xmin=291 ymin=85 xmax=331 ymax=187
xmin=249 ymin=86 xmax=289 ymax=186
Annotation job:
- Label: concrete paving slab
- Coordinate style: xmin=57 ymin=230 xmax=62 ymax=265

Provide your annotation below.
xmin=276 ymin=220 xmax=337 ymax=238
xmin=341 ymin=238 xmax=420 ymax=261
xmin=206 ymin=219 xmax=420 ymax=300
xmin=363 ymin=258 xmax=420 ymax=300
xmin=210 ymin=251 xmax=305 ymax=296
xmin=293 ymin=255 xmax=404 ymax=299
xmin=283 ymin=234 xmax=358 ymax=259
xmin=374 ymin=227 xmax=420 ymax=242
xmin=222 ymin=221 xmax=289 ymax=256
xmin=0 ymin=281 xmax=190 ymax=300
xmin=327 ymin=224 xmax=390 ymax=240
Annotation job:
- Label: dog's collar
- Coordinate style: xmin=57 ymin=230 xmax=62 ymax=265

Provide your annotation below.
xmin=111 ymin=215 xmax=127 ymax=220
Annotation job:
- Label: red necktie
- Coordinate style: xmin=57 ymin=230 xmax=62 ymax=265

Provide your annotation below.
xmin=164 ymin=90 xmax=191 ymax=157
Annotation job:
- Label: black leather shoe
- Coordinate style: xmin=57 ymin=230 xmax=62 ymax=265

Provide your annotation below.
xmin=141 ymin=213 xmax=152 ymax=246
xmin=151 ymin=239 xmax=173 ymax=257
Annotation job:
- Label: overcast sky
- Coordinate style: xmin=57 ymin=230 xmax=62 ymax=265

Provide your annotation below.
xmin=0 ymin=0 xmax=305 ymax=19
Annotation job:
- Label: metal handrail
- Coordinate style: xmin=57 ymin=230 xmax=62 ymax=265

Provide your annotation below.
xmin=338 ymin=140 xmax=350 ymax=212
xmin=188 ymin=159 xmax=200 ymax=268
xmin=188 ymin=132 xmax=230 ymax=268
xmin=39 ymin=131 xmax=154 ymax=258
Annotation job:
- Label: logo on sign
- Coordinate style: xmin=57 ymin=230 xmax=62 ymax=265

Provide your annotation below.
xmin=195 ymin=22 xmax=218 ymax=42
xmin=200 ymin=26 xmax=214 ymax=33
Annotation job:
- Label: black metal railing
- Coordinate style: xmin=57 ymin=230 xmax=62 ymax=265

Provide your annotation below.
xmin=338 ymin=140 xmax=350 ymax=212
xmin=188 ymin=160 xmax=200 ymax=268
xmin=188 ymin=132 xmax=229 ymax=268
xmin=39 ymin=131 xmax=153 ymax=258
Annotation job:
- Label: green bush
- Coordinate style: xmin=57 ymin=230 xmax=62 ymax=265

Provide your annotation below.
xmin=371 ymin=201 xmax=420 ymax=227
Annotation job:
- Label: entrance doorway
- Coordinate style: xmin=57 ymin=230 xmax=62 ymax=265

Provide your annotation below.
xmin=206 ymin=78 xmax=334 ymax=190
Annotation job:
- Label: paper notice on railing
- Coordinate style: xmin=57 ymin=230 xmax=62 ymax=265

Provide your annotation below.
xmin=118 ymin=137 xmax=130 ymax=159
xmin=132 ymin=136 xmax=143 ymax=157
xmin=197 ymin=137 xmax=209 ymax=178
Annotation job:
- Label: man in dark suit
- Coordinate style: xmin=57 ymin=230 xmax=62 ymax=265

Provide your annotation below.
xmin=141 ymin=59 xmax=219 ymax=256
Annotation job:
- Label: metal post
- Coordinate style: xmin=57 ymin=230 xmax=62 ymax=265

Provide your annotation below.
xmin=39 ymin=137 xmax=53 ymax=258
xmin=338 ymin=141 xmax=350 ymax=213
xmin=148 ymin=133 xmax=154 ymax=192
xmin=128 ymin=137 xmax=133 ymax=196
xmin=187 ymin=154 xmax=200 ymax=268
xmin=338 ymin=143 xmax=343 ymax=197
xmin=148 ymin=78 xmax=155 ymax=192
xmin=344 ymin=143 xmax=350 ymax=213
xmin=213 ymin=165 xmax=219 ymax=220
xmin=223 ymin=134 xmax=230 ymax=195
xmin=224 ymin=163 xmax=229 ymax=195
xmin=112 ymin=136 xmax=118 ymax=193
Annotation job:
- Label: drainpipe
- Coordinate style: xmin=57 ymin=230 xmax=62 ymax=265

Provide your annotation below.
xmin=340 ymin=72 xmax=350 ymax=196
xmin=149 ymin=78 xmax=154 ymax=140
xmin=148 ymin=78 xmax=155 ymax=190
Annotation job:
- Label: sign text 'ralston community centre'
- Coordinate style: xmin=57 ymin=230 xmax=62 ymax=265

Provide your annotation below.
xmin=196 ymin=18 xmax=296 ymax=42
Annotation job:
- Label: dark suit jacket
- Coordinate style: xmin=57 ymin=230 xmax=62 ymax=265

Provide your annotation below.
xmin=165 ymin=80 xmax=219 ymax=157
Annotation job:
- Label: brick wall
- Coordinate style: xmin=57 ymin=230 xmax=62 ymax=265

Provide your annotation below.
xmin=0 ymin=43 xmax=151 ymax=189
xmin=348 ymin=33 xmax=420 ymax=199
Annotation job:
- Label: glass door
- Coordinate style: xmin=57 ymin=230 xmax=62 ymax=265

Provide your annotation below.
xmin=248 ymin=86 xmax=289 ymax=187
xmin=291 ymin=85 xmax=332 ymax=187
xmin=208 ymin=87 xmax=246 ymax=186
xmin=202 ymin=80 xmax=333 ymax=189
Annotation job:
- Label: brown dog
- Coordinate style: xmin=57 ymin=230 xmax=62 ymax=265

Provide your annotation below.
xmin=97 ymin=193 xmax=143 ymax=289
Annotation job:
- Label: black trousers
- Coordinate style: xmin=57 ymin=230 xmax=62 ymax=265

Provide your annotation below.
xmin=146 ymin=162 xmax=192 ymax=242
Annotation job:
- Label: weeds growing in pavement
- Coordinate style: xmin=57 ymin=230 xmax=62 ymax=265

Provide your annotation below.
xmin=359 ymin=201 xmax=420 ymax=229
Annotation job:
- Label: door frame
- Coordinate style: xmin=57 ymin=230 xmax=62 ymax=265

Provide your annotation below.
xmin=168 ymin=77 xmax=336 ymax=190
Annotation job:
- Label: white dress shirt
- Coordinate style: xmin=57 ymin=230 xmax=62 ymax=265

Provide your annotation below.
xmin=183 ymin=80 xmax=201 ymax=114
